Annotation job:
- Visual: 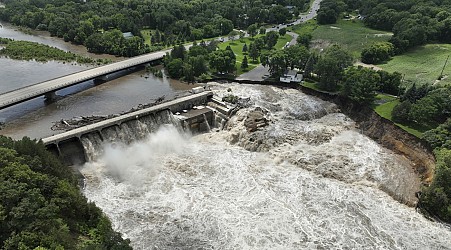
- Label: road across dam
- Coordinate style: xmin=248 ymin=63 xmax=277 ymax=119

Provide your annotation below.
xmin=42 ymin=91 xmax=218 ymax=165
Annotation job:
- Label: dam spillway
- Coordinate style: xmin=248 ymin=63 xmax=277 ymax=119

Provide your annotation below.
xmin=42 ymin=91 xmax=225 ymax=165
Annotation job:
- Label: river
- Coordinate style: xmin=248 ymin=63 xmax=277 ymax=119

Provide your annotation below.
xmin=0 ymin=24 xmax=193 ymax=139
xmin=80 ymin=83 xmax=451 ymax=249
xmin=1 ymin=21 xmax=450 ymax=250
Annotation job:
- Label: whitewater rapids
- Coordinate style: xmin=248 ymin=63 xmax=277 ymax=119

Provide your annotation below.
xmin=81 ymin=83 xmax=451 ymax=249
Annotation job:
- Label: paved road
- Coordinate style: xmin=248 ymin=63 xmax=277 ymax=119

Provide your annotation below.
xmin=237 ymin=0 xmax=322 ymax=81
xmin=0 ymin=49 xmax=170 ymax=110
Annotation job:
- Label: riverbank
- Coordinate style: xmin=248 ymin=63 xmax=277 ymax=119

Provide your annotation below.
xmin=0 ymin=38 xmax=111 ymax=65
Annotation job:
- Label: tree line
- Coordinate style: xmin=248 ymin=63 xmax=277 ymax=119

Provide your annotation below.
xmin=0 ymin=0 xmax=309 ymax=57
xmin=316 ymin=0 xmax=451 ymax=54
xmin=0 ymin=136 xmax=132 ymax=249
xmin=0 ymin=38 xmax=111 ymax=65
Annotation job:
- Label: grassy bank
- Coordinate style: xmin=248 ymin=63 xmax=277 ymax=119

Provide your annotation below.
xmin=379 ymin=44 xmax=451 ymax=87
xmin=310 ymin=19 xmax=392 ymax=58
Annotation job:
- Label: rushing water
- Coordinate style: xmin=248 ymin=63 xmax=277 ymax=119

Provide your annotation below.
xmin=80 ymin=83 xmax=451 ymax=249
xmin=0 ymin=24 xmax=192 ymax=139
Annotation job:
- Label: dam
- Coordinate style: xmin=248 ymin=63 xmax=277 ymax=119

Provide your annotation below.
xmin=42 ymin=90 xmax=232 ymax=165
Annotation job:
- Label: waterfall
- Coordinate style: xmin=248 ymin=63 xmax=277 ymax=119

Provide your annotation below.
xmin=80 ymin=109 xmax=181 ymax=161
xmin=202 ymin=113 xmax=211 ymax=132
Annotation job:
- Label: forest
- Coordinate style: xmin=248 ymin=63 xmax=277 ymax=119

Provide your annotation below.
xmin=0 ymin=0 xmax=308 ymax=56
xmin=0 ymin=136 xmax=132 ymax=249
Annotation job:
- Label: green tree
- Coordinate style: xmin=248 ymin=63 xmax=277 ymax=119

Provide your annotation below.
xmin=392 ymin=101 xmax=412 ymax=123
xmin=423 ymin=118 xmax=451 ymax=149
xmin=241 ymin=55 xmax=249 ymax=69
xmin=278 ymin=27 xmax=287 ymax=36
xmin=296 ymin=33 xmax=312 ymax=48
xmin=209 ymin=49 xmax=236 ymax=74
xmin=166 ymin=58 xmax=184 ymax=78
xmin=259 ymin=27 xmax=266 ymax=35
xmin=341 ymin=66 xmax=381 ymax=105
xmin=247 ymin=24 xmax=258 ymax=37
xmin=267 ymin=50 xmax=287 ymax=77
xmin=420 ymin=148 xmax=451 ymax=223
xmin=361 ymin=42 xmax=395 ymax=64
xmin=0 ymin=137 xmax=131 ymax=249
xmin=315 ymin=45 xmax=353 ymax=91
xmin=242 ymin=43 xmax=248 ymax=53
xmin=249 ymin=42 xmax=259 ymax=63
xmin=228 ymin=30 xmax=240 ymax=41
xmin=264 ymin=31 xmax=279 ymax=49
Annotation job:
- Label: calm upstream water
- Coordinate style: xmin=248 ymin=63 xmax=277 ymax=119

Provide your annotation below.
xmin=81 ymin=83 xmax=451 ymax=249
xmin=1 ymin=23 xmax=450 ymax=249
xmin=0 ymin=24 xmax=192 ymax=139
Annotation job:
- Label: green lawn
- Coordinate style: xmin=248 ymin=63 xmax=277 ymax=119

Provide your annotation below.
xmin=309 ymin=19 xmax=392 ymax=58
xmin=290 ymin=20 xmax=318 ymax=36
xmin=379 ymin=44 xmax=451 ymax=87
xmin=141 ymin=29 xmax=152 ymax=45
xmin=218 ymin=34 xmax=292 ymax=75
xmin=372 ymin=95 xmax=437 ymax=138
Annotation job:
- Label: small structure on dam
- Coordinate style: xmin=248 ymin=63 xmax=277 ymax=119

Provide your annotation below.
xmin=42 ymin=90 xmax=234 ymax=165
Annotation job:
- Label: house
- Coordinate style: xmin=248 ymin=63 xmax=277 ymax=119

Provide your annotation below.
xmin=122 ymin=32 xmax=134 ymax=39
xmin=280 ymin=70 xmax=303 ymax=83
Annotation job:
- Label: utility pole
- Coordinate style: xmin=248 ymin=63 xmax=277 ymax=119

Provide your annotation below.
xmin=439 ymin=54 xmax=450 ymax=80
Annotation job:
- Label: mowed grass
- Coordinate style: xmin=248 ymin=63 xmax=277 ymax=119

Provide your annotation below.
xmin=141 ymin=29 xmax=152 ymax=45
xmin=372 ymin=95 xmax=437 ymax=138
xmin=379 ymin=44 xmax=451 ymax=87
xmin=218 ymin=34 xmax=292 ymax=75
xmin=310 ymin=19 xmax=392 ymax=58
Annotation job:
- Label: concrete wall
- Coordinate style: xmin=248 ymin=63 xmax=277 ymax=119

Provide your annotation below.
xmin=43 ymin=91 xmax=213 ymax=165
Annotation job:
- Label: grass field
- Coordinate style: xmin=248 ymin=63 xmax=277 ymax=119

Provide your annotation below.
xmin=379 ymin=44 xmax=451 ymax=87
xmin=218 ymin=34 xmax=292 ymax=75
xmin=372 ymin=94 xmax=437 ymax=138
xmin=309 ymin=19 xmax=392 ymax=58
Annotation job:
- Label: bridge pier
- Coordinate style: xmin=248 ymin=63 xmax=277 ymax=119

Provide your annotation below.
xmin=94 ymin=75 xmax=109 ymax=84
xmin=45 ymin=91 xmax=58 ymax=102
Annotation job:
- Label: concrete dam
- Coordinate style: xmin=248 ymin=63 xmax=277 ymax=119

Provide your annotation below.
xmin=42 ymin=90 xmax=232 ymax=165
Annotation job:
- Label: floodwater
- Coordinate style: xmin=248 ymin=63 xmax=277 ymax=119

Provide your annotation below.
xmin=81 ymin=83 xmax=451 ymax=249
xmin=0 ymin=23 xmax=192 ymax=139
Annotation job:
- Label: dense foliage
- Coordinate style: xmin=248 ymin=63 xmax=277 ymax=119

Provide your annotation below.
xmin=315 ymin=44 xmax=353 ymax=91
xmin=0 ymin=0 xmax=308 ymax=56
xmin=420 ymin=148 xmax=451 ymax=223
xmin=341 ymin=66 xmax=380 ymax=104
xmin=393 ymin=85 xmax=451 ymax=124
xmin=0 ymin=38 xmax=110 ymax=65
xmin=0 ymin=136 xmax=131 ymax=249
xmin=316 ymin=0 xmax=451 ymax=53
xmin=361 ymin=41 xmax=395 ymax=64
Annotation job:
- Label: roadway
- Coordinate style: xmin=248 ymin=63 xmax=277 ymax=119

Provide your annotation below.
xmin=0 ymin=48 xmax=170 ymax=110
xmin=237 ymin=0 xmax=322 ymax=81
xmin=0 ymin=0 xmax=322 ymax=108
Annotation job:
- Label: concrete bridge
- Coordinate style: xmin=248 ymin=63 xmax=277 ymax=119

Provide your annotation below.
xmin=0 ymin=49 xmax=169 ymax=110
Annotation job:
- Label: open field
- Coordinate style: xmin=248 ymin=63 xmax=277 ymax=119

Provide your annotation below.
xmin=218 ymin=34 xmax=292 ymax=75
xmin=308 ymin=20 xmax=392 ymax=58
xmin=379 ymin=44 xmax=451 ymax=87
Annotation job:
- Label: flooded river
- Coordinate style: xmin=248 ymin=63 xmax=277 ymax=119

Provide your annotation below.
xmin=0 ymin=23 xmax=192 ymax=139
xmin=1 ymin=22 xmax=450 ymax=250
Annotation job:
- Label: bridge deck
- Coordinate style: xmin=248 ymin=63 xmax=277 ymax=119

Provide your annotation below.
xmin=0 ymin=49 xmax=169 ymax=110
xmin=42 ymin=91 xmax=213 ymax=145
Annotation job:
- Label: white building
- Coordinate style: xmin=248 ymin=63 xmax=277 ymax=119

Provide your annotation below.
xmin=280 ymin=70 xmax=303 ymax=83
